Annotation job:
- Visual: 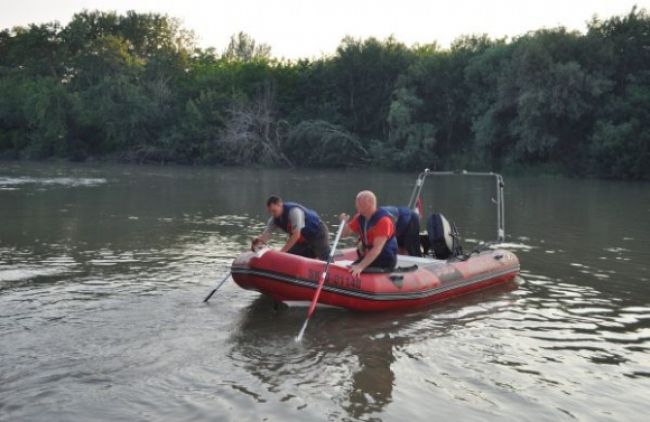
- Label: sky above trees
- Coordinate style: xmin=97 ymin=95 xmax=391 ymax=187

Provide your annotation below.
xmin=1 ymin=0 xmax=646 ymax=59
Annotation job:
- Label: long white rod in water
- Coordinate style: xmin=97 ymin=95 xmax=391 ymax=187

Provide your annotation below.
xmin=295 ymin=220 xmax=346 ymax=342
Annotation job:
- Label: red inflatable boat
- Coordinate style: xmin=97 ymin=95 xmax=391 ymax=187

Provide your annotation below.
xmin=231 ymin=247 xmax=519 ymax=311
xmin=231 ymin=170 xmax=519 ymax=311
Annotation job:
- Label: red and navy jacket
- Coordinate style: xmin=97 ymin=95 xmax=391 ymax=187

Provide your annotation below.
xmin=273 ymin=202 xmax=322 ymax=241
xmin=349 ymin=208 xmax=398 ymax=262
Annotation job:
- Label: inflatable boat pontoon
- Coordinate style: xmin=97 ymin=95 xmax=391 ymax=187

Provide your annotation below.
xmin=231 ymin=169 xmax=519 ymax=311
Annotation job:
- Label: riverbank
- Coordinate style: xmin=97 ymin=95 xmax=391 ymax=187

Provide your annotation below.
xmin=2 ymin=156 xmax=637 ymax=183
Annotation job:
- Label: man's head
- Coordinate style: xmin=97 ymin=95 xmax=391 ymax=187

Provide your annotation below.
xmin=355 ymin=190 xmax=377 ymax=218
xmin=266 ymin=195 xmax=284 ymax=218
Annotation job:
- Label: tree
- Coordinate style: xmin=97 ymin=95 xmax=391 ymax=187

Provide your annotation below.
xmin=332 ymin=36 xmax=415 ymax=141
xmin=222 ymin=32 xmax=271 ymax=62
xmin=285 ymin=120 xmax=367 ymax=167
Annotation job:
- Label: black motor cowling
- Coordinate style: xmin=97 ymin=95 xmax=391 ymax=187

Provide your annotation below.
xmin=425 ymin=213 xmax=462 ymax=259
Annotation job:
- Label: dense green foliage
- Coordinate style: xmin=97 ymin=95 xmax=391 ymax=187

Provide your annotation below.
xmin=1 ymin=8 xmax=648 ymax=179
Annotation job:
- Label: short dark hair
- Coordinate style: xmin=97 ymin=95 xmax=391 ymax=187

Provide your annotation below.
xmin=266 ymin=195 xmax=283 ymax=207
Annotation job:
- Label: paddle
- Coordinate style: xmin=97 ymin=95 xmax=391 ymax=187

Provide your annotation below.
xmin=203 ymin=272 xmax=231 ymax=303
xmin=295 ymin=219 xmax=346 ymax=342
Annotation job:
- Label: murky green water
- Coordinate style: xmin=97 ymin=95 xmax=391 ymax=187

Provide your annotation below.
xmin=1 ymin=162 xmax=649 ymax=421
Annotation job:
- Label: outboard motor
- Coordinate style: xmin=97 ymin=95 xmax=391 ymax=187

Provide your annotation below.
xmin=426 ymin=213 xmax=463 ymax=259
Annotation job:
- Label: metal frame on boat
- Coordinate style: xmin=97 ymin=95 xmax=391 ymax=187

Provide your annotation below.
xmin=407 ymin=169 xmax=506 ymax=243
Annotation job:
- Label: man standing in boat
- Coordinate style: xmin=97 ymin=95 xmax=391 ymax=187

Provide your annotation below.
xmin=383 ymin=205 xmax=422 ymax=257
xmin=340 ymin=191 xmax=398 ymax=276
xmin=252 ymin=196 xmax=330 ymax=261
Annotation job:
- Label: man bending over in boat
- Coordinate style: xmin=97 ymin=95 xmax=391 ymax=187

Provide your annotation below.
xmin=340 ymin=191 xmax=398 ymax=277
xmin=252 ymin=196 xmax=330 ymax=261
xmin=383 ymin=206 xmax=422 ymax=257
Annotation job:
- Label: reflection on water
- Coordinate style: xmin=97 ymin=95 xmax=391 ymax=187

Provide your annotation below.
xmin=0 ymin=176 xmax=106 ymax=188
xmin=228 ymin=284 xmax=518 ymax=420
xmin=0 ymin=162 xmax=649 ymax=421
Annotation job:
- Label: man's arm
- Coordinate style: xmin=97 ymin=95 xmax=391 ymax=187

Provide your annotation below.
xmin=252 ymin=218 xmax=275 ymax=250
xmin=281 ymin=230 xmax=302 ymax=253
xmin=259 ymin=217 xmax=277 ymax=241
xmin=339 ymin=213 xmax=354 ymax=237
xmin=349 ymin=237 xmax=387 ymax=277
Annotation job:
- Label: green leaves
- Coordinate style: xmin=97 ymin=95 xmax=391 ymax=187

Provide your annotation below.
xmin=0 ymin=8 xmax=648 ymax=179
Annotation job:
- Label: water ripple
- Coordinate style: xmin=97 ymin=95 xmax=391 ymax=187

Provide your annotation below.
xmin=1 ymin=165 xmax=649 ymax=421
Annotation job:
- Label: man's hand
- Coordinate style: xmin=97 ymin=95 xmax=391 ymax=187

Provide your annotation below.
xmin=251 ymin=237 xmax=266 ymax=252
xmin=281 ymin=230 xmax=302 ymax=253
xmin=350 ymin=237 xmax=387 ymax=276
xmin=349 ymin=263 xmax=364 ymax=277
xmin=339 ymin=213 xmax=354 ymax=237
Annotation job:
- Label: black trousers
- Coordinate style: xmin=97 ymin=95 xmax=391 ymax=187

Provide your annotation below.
xmin=354 ymin=248 xmax=397 ymax=272
xmin=397 ymin=215 xmax=422 ymax=257
xmin=287 ymin=221 xmax=330 ymax=261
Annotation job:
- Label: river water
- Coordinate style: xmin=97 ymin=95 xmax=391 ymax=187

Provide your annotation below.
xmin=0 ymin=162 xmax=648 ymax=421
